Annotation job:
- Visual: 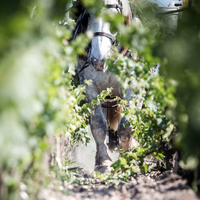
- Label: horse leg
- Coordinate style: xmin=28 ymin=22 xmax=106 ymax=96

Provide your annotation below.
xmin=117 ymin=117 xmax=139 ymax=150
xmin=90 ymin=104 xmax=112 ymax=173
xmin=106 ymin=101 xmax=122 ymax=151
xmin=117 ymin=88 xmax=140 ymax=150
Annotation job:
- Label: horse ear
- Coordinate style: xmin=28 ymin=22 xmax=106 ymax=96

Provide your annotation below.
xmin=119 ymin=0 xmax=132 ymax=18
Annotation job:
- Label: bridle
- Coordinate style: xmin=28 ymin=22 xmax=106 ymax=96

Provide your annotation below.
xmin=91 ymin=3 xmax=123 ymax=46
xmin=93 ymin=32 xmax=116 ymax=46
xmin=74 ymin=2 xmax=132 ymax=77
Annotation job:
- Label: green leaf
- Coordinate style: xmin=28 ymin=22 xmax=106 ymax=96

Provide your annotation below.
xmin=140 ymin=164 xmax=148 ymax=173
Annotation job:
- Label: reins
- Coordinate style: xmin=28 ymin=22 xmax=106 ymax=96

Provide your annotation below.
xmin=72 ymin=9 xmax=87 ymax=41
xmin=73 ymin=61 xmax=89 ymax=78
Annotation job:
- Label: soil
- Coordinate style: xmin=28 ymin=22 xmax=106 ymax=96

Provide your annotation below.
xmin=38 ymin=169 xmax=199 ymax=200
xmin=38 ymin=137 xmax=199 ymax=200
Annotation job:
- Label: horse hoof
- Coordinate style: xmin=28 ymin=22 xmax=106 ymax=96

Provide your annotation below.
xmin=94 ymin=165 xmax=111 ymax=174
xmin=94 ymin=160 xmax=112 ymax=174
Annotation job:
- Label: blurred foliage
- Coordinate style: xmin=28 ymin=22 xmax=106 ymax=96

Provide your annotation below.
xmin=155 ymin=1 xmax=200 ymax=191
xmin=156 ymin=1 xmax=200 ymax=161
xmin=133 ymin=0 xmax=200 ymax=191
xmin=1 ymin=0 xmax=200 ymax=199
xmin=0 ymin=0 xmax=90 ymax=199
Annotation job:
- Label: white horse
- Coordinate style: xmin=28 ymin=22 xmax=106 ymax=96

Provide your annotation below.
xmin=76 ymin=0 xmax=139 ymax=173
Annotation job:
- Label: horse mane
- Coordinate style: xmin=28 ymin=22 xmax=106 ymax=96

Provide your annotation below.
xmin=69 ymin=1 xmax=89 ymax=41
xmin=69 ymin=1 xmax=85 ymax=22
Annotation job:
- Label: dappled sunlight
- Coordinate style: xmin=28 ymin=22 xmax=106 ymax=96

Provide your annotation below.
xmin=0 ymin=0 xmax=200 ymax=199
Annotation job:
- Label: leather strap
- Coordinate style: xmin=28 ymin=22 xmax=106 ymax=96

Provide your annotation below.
xmin=94 ymin=32 xmax=116 ymax=45
xmin=73 ymin=61 xmax=90 ymax=78
xmin=73 ymin=9 xmax=87 ymax=40
xmin=105 ymin=4 xmax=122 ymax=13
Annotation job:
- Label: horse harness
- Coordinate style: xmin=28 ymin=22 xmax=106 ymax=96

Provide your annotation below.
xmin=73 ymin=1 xmax=133 ymax=76
xmin=72 ymin=3 xmax=123 ymax=43
xmin=72 ymin=2 xmax=133 ymax=109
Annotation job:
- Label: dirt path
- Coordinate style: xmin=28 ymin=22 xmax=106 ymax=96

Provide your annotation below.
xmin=38 ymin=136 xmax=199 ymax=200
xmin=38 ymin=170 xmax=199 ymax=200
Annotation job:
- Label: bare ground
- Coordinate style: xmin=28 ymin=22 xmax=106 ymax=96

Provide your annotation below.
xmin=38 ymin=170 xmax=199 ymax=200
xmin=38 ymin=136 xmax=199 ymax=200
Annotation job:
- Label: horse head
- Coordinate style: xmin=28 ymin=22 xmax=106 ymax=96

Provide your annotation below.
xmin=87 ymin=0 xmax=131 ymax=72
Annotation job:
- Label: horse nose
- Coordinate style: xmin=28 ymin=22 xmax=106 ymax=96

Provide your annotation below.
xmin=95 ymin=61 xmax=104 ymax=71
xmin=90 ymin=57 xmax=106 ymax=72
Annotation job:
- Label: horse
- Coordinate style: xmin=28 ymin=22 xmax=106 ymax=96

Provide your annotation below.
xmin=73 ymin=0 xmax=140 ymax=173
